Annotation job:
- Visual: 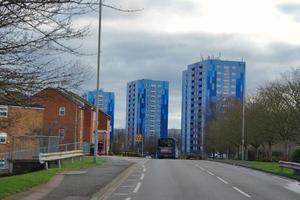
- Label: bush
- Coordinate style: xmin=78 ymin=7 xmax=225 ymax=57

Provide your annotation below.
xmin=292 ymin=148 xmax=300 ymax=163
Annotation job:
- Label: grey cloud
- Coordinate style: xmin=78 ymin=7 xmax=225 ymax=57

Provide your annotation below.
xmin=88 ymin=0 xmax=199 ymax=21
xmin=73 ymin=27 xmax=300 ymax=128
xmin=277 ymin=3 xmax=300 ymax=22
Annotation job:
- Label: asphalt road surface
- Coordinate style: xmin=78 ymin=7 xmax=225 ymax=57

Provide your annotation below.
xmin=108 ymin=158 xmax=300 ymax=200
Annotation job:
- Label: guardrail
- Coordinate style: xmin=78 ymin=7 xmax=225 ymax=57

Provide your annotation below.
xmin=3 ymin=142 xmax=83 ymax=161
xmin=279 ymin=161 xmax=300 ymax=175
xmin=39 ymin=150 xmax=84 ymax=169
xmin=1 ymin=142 xmax=86 ymax=173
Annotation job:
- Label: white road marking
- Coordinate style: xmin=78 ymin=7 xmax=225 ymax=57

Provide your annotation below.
xmin=195 ymin=165 xmax=205 ymax=171
xmin=206 ymin=170 xmax=215 ymax=176
xmin=131 ymin=174 xmax=140 ymax=177
xmin=133 ymin=182 xmax=142 ymax=193
xmin=140 ymin=173 xmax=145 ymax=180
xmin=125 ymin=198 xmax=131 ymax=200
xmin=113 ymin=193 xmax=128 ymax=196
xmin=284 ymin=182 xmax=300 ymax=194
xmin=233 ymin=186 xmax=251 ymax=198
xmin=121 ymin=185 xmax=135 ymax=188
xmin=272 ymin=176 xmax=290 ymax=182
xmin=143 ymin=167 xmax=146 ymax=172
xmin=216 ymin=176 xmax=229 ymax=184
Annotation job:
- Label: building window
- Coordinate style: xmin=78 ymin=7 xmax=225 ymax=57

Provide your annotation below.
xmin=0 ymin=106 xmax=8 ymax=118
xmin=59 ymin=107 xmax=65 ymax=116
xmin=59 ymin=128 xmax=65 ymax=138
xmin=0 ymin=133 xmax=8 ymax=144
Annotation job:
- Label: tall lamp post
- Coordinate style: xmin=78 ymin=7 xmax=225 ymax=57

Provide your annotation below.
xmin=241 ymin=65 xmax=246 ymax=161
xmin=94 ymin=0 xmax=103 ymax=163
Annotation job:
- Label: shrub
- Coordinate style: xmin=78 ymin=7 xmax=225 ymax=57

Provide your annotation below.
xmin=292 ymin=148 xmax=300 ymax=163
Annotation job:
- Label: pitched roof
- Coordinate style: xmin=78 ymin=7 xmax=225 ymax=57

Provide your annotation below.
xmin=41 ymin=88 xmax=111 ymax=119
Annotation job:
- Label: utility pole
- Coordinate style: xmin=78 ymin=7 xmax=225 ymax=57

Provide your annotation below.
xmin=94 ymin=0 xmax=103 ymax=163
xmin=241 ymin=64 xmax=246 ymax=161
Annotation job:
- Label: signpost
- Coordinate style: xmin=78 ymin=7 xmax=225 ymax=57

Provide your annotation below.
xmin=135 ymin=134 xmax=143 ymax=142
xmin=135 ymin=134 xmax=143 ymax=155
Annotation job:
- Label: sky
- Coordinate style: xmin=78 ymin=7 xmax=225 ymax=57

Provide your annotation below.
xmin=71 ymin=0 xmax=300 ymax=129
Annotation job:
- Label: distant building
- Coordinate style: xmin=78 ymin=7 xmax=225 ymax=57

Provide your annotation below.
xmin=126 ymin=79 xmax=169 ymax=149
xmin=34 ymin=88 xmax=111 ymax=155
xmin=181 ymin=59 xmax=245 ymax=154
xmin=85 ymin=89 xmax=115 ymax=145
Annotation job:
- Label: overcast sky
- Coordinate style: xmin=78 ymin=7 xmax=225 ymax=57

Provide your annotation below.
xmin=72 ymin=0 xmax=300 ymax=129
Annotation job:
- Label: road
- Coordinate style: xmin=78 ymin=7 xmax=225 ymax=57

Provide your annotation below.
xmin=108 ymin=158 xmax=300 ymax=200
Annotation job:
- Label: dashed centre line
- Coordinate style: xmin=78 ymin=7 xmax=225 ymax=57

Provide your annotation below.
xmin=216 ymin=176 xmax=229 ymax=184
xmin=206 ymin=170 xmax=215 ymax=176
xmin=233 ymin=186 xmax=251 ymax=198
xmin=194 ymin=163 xmax=251 ymax=198
xmin=195 ymin=165 xmax=205 ymax=171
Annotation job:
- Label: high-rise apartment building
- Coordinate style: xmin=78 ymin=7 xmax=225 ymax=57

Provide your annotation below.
xmin=126 ymin=79 xmax=169 ymax=149
xmin=181 ymin=59 xmax=245 ymax=154
xmin=85 ymin=89 xmax=115 ymax=144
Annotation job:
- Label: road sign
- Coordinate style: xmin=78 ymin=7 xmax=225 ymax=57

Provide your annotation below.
xmin=135 ymin=134 xmax=143 ymax=142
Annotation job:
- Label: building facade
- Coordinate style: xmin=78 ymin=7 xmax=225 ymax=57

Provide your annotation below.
xmin=34 ymin=88 xmax=111 ymax=154
xmin=126 ymin=79 xmax=169 ymax=149
xmin=85 ymin=89 xmax=115 ymax=144
xmin=0 ymin=105 xmax=44 ymax=153
xmin=181 ymin=59 xmax=245 ymax=154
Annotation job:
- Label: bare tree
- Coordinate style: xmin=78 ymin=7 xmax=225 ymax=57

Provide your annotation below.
xmin=0 ymin=0 xmax=141 ymax=105
xmin=0 ymin=0 xmax=99 ymax=104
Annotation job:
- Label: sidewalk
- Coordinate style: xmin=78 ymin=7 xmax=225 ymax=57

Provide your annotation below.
xmin=9 ymin=157 xmax=133 ymax=200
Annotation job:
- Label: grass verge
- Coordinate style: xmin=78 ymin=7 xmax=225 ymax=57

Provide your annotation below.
xmin=210 ymin=159 xmax=300 ymax=180
xmin=0 ymin=156 xmax=105 ymax=199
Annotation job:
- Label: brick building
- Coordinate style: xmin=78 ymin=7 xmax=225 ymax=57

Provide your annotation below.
xmin=0 ymin=105 xmax=44 ymax=153
xmin=33 ymin=88 xmax=111 ymax=154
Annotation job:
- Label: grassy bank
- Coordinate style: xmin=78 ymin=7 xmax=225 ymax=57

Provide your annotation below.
xmin=210 ymin=159 xmax=300 ymax=180
xmin=0 ymin=156 xmax=105 ymax=199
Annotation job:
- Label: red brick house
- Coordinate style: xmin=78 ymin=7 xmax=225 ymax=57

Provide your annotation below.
xmin=0 ymin=105 xmax=44 ymax=153
xmin=33 ymin=88 xmax=111 ymax=154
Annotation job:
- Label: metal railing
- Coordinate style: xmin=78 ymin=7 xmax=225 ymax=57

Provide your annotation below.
xmin=1 ymin=142 xmax=83 ymax=161
xmin=279 ymin=161 xmax=300 ymax=170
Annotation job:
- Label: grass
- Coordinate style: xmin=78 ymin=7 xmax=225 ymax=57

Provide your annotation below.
xmin=0 ymin=156 xmax=105 ymax=199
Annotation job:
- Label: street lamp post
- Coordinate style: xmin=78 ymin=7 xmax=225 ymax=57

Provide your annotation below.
xmin=94 ymin=0 xmax=103 ymax=163
xmin=241 ymin=65 xmax=246 ymax=161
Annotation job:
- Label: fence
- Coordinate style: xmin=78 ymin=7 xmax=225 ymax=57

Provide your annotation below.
xmin=9 ymin=142 xmax=83 ymax=160
xmin=0 ymin=152 xmax=10 ymax=171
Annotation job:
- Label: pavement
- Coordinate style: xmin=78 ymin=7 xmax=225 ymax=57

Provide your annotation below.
xmin=8 ymin=157 xmax=133 ymax=200
xmin=106 ymin=158 xmax=300 ymax=200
